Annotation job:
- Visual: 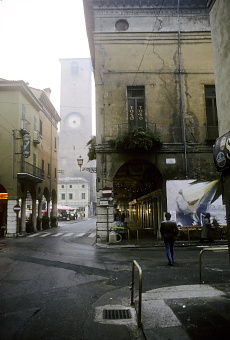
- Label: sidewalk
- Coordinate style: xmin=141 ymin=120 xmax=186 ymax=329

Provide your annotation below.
xmin=102 ymin=220 xmax=230 ymax=339
xmin=99 ymin=237 xmax=230 ymax=339
xmin=105 ymin=219 xmax=228 ymax=248
xmin=142 ymin=282 xmax=230 ymax=340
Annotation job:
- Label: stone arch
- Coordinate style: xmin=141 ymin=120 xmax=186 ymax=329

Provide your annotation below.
xmin=113 ymin=159 xmax=163 ymax=207
xmin=43 ymin=187 xmax=50 ymax=201
xmin=113 ymin=159 xmax=163 ymax=238
xmin=42 ymin=187 xmax=51 ymax=218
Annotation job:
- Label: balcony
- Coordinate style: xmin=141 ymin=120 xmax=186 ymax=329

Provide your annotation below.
xmin=117 ymin=122 xmax=157 ymax=136
xmin=21 ymin=119 xmax=30 ymax=135
xmin=18 ymin=161 xmax=44 ymax=183
xmin=33 ymin=130 xmax=41 ymax=144
xmin=110 ymin=122 xmax=161 ymax=151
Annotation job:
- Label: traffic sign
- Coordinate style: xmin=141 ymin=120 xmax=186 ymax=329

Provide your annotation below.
xmin=100 ymin=200 xmax=109 ymax=206
xmin=13 ymin=204 xmax=21 ymax=213
xmin=102 ymin=187 xmax=113 ymax=197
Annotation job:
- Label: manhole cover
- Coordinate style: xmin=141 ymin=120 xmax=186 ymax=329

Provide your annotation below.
xmin=103 ymin=309 xmax=132 ymax=320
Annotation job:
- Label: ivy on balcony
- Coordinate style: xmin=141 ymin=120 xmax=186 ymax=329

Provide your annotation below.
xmin=109 ymin=127 xmax=162 ymax=151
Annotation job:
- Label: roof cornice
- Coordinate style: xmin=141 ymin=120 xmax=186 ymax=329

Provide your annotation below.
xmin=0 ymin=80 xmax=43 ymax=111
xmin=90 ymin=0 xmax=208 ymax=9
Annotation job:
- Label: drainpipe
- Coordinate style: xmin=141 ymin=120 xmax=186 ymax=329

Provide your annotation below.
xmin=177 ymin=0 xmax=188 ymax=178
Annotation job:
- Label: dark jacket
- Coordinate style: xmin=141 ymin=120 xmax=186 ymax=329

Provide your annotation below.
xmin=160 ymin=220 xmax=179 ymax=242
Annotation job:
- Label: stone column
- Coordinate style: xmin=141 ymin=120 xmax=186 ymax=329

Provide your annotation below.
xmin=85 ymin=205 xmax=89 ymax=218
xmin=32 ymin=198 xmax=37 ymax=232
xmin=47 ymin=200 xmax=51 ymax=228
xmin=96 ymin=195 xmax=114 ymax=243
xmin=20 ymin=197 xmax=27 ymax=235
xmin=52 ymin=200 xmax=57 ymax=218
xmin=38 ymin=199 xmax=42 ymax=231
xmin=6 ymin=199 xmax=18 ymax=237
xmin=47 ymin=200 xmax=51 ymax=218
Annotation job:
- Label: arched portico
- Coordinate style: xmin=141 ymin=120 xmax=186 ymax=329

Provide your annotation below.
xmin=113 ymin=159 xmax=163 ymax=208
xmin=96 ymin=158 xmax=163 ymax=242
xmin=113 ymin=159 xmax=163 ymax=238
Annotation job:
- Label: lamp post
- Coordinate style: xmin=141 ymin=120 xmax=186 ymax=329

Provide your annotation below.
xmin=77 ymin=155 xmax=83 ymax=171
xmin=77 ymin=155 xmax=96 ymax=173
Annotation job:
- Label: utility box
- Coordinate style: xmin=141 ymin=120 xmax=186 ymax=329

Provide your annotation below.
xmin=109 ymin=232 xmax=117 ymax=244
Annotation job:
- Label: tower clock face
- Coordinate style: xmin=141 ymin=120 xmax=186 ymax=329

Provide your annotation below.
xmin=67 ymin=112 xmax=82 ymax=128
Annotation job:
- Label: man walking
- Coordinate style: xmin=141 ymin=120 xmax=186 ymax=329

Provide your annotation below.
xmin=160 ymin=212 xmax=179 ymax=266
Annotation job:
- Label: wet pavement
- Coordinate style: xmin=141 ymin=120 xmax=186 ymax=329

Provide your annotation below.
xmin=98 ymin=221 xmax=230 ymax=340
xmin=141 ymin=282 xmax=230 ymax=340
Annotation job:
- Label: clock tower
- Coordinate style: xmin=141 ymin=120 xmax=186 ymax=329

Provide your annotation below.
xmin=59 ymin=58 xmax=93 ymax=177
xmin=58 ymin=58 xmax=96 ymax=216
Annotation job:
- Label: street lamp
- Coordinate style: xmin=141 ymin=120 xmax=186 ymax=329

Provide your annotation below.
xmin=77 ymin=155 xmax=96 ymax=173
xmin=77 ymin=155 xmax=83 ymax=171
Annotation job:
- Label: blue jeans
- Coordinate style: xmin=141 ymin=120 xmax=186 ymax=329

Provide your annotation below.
xmin=165 ymin=241 xmax=174 ymax=264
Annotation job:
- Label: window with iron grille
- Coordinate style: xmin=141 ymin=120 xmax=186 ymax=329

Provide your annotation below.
xmin=34 ymin=116 xmax=38 ymax=131
xmin=205 ymin=85 xmax=218 ymax=140
xmin=21 ymin=104 xmax=28 ymax=131
xmin=22 ymin=104 xmax=26 ymax=119
xmin=41 ymin=159 xmax=44 ymax=178
xmin=33 ymin=153 xmax=36 ymax=176
xmin=127 ymin=86 xmax=145 ymax=129
xmin=39 ymin=119 xmax=43 ymax=136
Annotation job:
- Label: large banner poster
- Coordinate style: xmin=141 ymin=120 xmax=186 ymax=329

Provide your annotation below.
xmin=166 ymin=180 xmax=226 ymax=226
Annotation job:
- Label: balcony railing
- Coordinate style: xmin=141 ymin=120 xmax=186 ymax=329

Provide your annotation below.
xmin=18 ymin=161 xmax=44 ymax=182
xmin=33 ymin=130 xmax=41 ymax=144
xmin=117 ymin=122 xmax=157 ymax=136
xmin=21 ymin=119 xmax=30 ymax=135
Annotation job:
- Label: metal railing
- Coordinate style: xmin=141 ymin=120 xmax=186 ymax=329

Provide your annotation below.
xmin=199 ymin=246 xmax=229 ymax=284
xmin=117 ymin=122 xmax=157 ymax=136
xmin=21 ymin=118 xmax=30 ymax=134
xmin=20 ymin=161 xmax=44 ymax=180
xmin=130 ymin=260 xmax=143 ymax=327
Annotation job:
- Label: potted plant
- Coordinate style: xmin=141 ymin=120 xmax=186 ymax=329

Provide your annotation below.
xmin=109 ymin=127 xmax=162 ymax=151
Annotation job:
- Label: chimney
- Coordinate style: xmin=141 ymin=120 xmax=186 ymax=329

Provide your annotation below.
xmin=43 ymin=88 xmax=51 ymax=99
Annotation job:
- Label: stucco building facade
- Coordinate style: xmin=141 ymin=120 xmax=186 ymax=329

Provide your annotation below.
xmin=0 ymin=79 xmax=60 ymax=237
xmin=58 ymin=177 xmax=91 ymax=218
xmin=207 ymin=0 xmax=230 ymax=253
xmin=83 ymin=0 xmax=221 ymax=242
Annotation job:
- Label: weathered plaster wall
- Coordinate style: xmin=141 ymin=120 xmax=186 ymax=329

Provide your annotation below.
xmin=209 ymin=0 xmax=230 ymax=136
xmin=92 ymin=3 xmax=217 ymax=242
xmin=95 ymin=31 xmax=215 ymax=144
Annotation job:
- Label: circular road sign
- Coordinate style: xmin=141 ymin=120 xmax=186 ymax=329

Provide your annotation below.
xmin=13 ymin=204 xmax=21 ymax=213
